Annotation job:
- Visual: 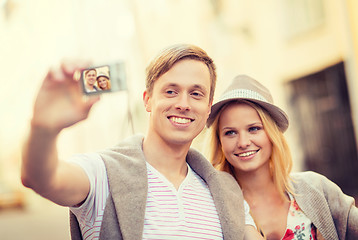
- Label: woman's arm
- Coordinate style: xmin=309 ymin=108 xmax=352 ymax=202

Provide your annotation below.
xmin=316 ymin=172 xmax=358 ymax=239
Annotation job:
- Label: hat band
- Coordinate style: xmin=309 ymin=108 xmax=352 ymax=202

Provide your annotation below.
xmin=220 ymin=89 xmax=269 ymax=103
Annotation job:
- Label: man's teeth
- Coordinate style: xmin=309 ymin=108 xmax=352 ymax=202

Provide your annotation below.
xmin=238 ymin=151 xmax=257 ymax=157
xmin=171 ymin=117 xmax=191 ymax=124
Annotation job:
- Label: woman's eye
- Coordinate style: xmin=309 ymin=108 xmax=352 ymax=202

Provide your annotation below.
xmin=249 ymin=126 xmax=261 ymax=132
xmin=224 ymin=130 xmax=236 ymax=136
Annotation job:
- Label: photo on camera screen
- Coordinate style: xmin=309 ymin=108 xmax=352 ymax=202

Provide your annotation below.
xmin=81 ymin=61 xmax=127 ymax=95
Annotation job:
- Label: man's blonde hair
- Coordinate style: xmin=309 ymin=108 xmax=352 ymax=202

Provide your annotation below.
xmin=145 ymin=44 xmax=216 ymax=102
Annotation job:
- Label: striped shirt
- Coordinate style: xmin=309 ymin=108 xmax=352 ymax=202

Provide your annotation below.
xmin=143 ymin=162 xmax=223 ymax=239
xmin=69 ymin=153 xmax=254 ymax=239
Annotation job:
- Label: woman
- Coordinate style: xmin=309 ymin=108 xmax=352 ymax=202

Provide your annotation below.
xmin=96 ymin=73 xmax=111 ymax=90
xmin=207 ymin=75 xmax=358 ymax=239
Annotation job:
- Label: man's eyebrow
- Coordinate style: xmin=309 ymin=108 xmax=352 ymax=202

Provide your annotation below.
xmin=192 ymin=84 xmax=209 ymax=93
xmin=160 ymin=83 xmax=179 ymax=91
xmin=165 ymin=83 xmax=179 ymax=88
xmin=162 ymin=83 xmax=208 ymax=93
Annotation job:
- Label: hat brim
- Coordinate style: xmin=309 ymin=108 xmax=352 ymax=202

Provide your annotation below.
xmin=207 ymin=97 xmax=289 ymax=132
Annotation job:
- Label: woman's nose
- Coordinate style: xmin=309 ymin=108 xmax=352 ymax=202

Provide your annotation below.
xmin=237 ymin=133 xmax=250 ymax=148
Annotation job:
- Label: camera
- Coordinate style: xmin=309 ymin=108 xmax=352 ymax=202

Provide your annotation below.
xmin=80 ymin=61 xmax=127 ymax=95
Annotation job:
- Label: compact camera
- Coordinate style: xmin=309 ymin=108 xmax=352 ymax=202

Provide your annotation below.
xmin=80 ymin=61 xmax=127 ymax=95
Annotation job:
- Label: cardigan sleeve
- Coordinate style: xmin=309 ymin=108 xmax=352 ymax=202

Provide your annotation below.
xmin=347 ymin=206 xmax=358 ymax=239
xmin=317 ymin=172 xmax=358 ymax=239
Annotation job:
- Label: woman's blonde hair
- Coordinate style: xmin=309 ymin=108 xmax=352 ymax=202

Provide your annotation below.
xmin=209 ymin=100 xmax=293 ymax=200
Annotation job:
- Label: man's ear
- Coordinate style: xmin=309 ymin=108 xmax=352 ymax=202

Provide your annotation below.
xmin=143 ymin=90 xmax=151 ymax=112
xmin=208 ymin=99 xmax=213 ymax=115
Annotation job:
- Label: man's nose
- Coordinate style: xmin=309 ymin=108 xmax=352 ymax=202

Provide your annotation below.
xmin=175 ymin=94 xmax=191 ymax=111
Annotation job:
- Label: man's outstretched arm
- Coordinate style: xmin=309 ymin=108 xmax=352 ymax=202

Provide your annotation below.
xmin=21 ymin=61 xmax=99 ymax=207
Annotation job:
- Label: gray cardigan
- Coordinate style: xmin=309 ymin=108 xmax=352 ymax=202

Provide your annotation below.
xmin=70 ymin=135 xmax=245 ymax=239
xmin=291 ymin=171 xmax=358 ymax=240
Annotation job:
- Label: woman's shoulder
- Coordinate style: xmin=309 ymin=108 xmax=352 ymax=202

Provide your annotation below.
xmin=290 ymin=171 xmax=327 ymax=182
xmin=290 ymin=171 xmax=343 ymax=194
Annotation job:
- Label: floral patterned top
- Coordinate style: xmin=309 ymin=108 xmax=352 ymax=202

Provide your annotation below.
xmin=282 ymin=194 xmax=317 ymax=240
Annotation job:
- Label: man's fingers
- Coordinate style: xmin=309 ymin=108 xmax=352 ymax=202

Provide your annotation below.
xmin=45 ymin=66 xmax=67 ymax=84
xmin=61 ymin=60 xmax=91 ymax=80
xmin=73 ymin=70 xmax=82 ymax=82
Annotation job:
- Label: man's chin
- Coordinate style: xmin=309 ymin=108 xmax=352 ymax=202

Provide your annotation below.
xmin=167 ymin=134 xmax=194 ymax=146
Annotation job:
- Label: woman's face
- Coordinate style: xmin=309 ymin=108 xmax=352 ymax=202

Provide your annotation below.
xmin=218 ymin=103 xmax=272 ymax=175
xmin=97 ymin=77 xmax=108 ymax=89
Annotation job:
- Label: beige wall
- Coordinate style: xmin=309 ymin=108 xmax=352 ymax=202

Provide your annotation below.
xmin=195 ymin=0 xmax=358 ymax=170
xmin=344 ymin=0 xmax=358 ymax=146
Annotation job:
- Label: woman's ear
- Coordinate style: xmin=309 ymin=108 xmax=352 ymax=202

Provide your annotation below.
xmin=143 ymin=90 xmax=151 ymax=112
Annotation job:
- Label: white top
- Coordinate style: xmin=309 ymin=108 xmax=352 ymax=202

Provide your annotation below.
xmin=69 ymin=153 xmax=255 ymax=240
xmin=69 ymin=153 xmax=107 ymax=240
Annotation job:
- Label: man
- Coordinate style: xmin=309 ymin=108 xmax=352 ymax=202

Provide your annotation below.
xmin=84 ymin=68 xmax=98 ymax=92
xmin=21 ymin=44 xmax=257 ymax=239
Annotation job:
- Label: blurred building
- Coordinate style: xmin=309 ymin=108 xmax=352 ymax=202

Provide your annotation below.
xmin=0 ymin=0 xmax=357 ymax=239
xmin=200 ymin=0 xmax=358 ymax=197
xmin=190 ymin=0 xmax=358 ymax=198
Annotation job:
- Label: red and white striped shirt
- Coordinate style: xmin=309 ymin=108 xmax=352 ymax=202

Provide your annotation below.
xmin=143 ymin=161 xmax=223 ymax=239
xmin=69 ymin=153 xmax=254 ymax=240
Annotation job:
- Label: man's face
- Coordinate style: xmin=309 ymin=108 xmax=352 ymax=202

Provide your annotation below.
xmin=85 ymin=70 xmax=97 ymax=86
xmin=144 ymin=59 xmax=212 ymax=146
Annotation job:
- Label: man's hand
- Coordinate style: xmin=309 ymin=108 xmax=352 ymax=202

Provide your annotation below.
xmin=31 ymin=61 xmax=99 ymax=133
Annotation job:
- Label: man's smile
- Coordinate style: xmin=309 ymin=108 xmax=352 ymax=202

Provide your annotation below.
xmin=168 ymin=116 xmax=194 ymax=124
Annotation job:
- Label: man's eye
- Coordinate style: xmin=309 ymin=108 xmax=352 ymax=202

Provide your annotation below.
xmin=166 ymin=90 xmax=176 ymax=95
xmin=191 ymin=91 xmax=204 ymax=98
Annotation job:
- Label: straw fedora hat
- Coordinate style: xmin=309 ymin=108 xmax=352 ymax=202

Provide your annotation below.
xmin=207 ymin=75 xmax=289 ymax=132
xmin=96 ymin=73 xmax=110 ymax=80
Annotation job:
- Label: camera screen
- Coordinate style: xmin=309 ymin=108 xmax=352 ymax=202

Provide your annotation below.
xmin=81 ymin=61 xmax=126 ymax=95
